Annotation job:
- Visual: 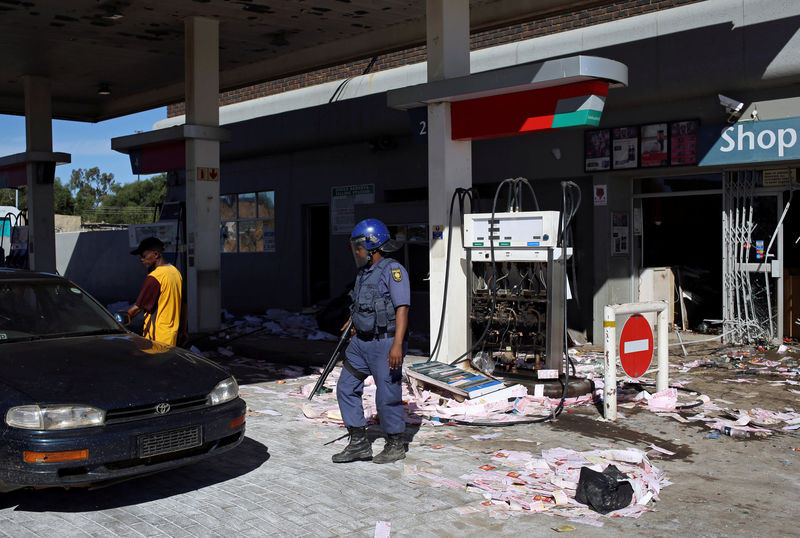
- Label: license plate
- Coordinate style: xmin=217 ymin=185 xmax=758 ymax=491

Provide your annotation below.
xmin=138 ymin=426 xmax=202 ymax=458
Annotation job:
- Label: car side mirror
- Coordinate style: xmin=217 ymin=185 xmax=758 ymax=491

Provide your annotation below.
xmin=114 ymin=312 xmax=131 ymax=326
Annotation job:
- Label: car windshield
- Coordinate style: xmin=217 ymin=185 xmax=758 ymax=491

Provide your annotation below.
xmin=0 ymin=279 xmax=123 ymax=343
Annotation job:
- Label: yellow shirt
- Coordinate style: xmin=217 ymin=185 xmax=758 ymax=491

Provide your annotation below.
xmin=136 ymin=264 xmax=182 ymax=346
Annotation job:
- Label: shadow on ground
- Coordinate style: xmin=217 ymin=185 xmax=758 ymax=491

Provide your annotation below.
xmin=0 ymin=436 xmax=269 ymax=512
xmin=211 ymin=353 xmax=324 ymax=386
xmin=201 ymin=333 xmax=429 ymax=386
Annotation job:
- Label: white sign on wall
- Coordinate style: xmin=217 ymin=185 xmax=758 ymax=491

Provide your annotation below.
xmin=594 ymin=184 xmax=608 ymax=206
xmin=331 ymin=184 xmax=375 ymax=234
xmin=128 ymin=222 xmax=178 ymax=252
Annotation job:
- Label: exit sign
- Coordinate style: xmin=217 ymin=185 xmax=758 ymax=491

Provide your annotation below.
xmin=197 ymin=167 xmax=219 ymax=181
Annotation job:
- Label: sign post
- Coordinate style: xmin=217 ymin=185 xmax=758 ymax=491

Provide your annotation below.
xmin=603 ymin=301 xmax=669 ymax=421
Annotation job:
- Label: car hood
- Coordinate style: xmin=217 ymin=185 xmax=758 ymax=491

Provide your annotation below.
xmin=0 ymin=334 xmax=231 ymax=409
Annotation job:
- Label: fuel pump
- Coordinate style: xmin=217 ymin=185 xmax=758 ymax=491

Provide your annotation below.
xmin=0 ymin=210 xmax=28 ymax=269
xmin=444 ymin=179 xmax=586 ymax=400
xmin=463 ymin=210 xmax=571 ymax=376
xmin=419 ymin=178 xmax=587 ymax=424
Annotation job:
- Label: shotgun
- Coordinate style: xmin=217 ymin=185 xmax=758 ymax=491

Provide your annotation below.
xmin=308 ymin=319 xmax=353 ymax=400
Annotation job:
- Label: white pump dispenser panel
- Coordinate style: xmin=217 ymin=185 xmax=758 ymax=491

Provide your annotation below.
xmin=463 ymin=211 xmax=568 ymax=261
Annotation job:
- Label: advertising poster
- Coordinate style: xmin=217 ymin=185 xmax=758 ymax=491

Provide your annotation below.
xmin=584 ymin=129 xmax=611 ymax=172
xmin=670 ymin=120 xmax=699 ymax=165
xmin=640 ymin=123 xmax=668 ymax=167
xmin=612 ymin=126 xmax=639 ymax=169
xmin=611 ymin=211 xmax=629 ymax=256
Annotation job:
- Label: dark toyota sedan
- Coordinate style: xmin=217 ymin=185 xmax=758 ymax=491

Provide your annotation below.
xmin=0 ymin=268 xmax=246 ymax=491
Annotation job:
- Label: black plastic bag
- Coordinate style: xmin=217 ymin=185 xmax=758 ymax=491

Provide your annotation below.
xmin=574 ymin=464 xmax=634 ymax=514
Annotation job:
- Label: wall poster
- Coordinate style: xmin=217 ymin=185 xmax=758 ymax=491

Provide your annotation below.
xmin=593 ymin=184 xmax=608 ymax=206
xmin=670 ymin=119 xmax=699 ymax=165
xmin=612 ymin=126 xmax=639 ymax=169
xmin=611 ymin=211 xmax=629 ymax=256
xmin=640 ymin=122 xmax=668 ymax=167
xmin=584 ymin=129 xmax=611 ymax=172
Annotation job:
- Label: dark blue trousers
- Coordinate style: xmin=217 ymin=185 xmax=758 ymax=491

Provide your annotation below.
xmin=337 ymin=335 xmax=406 ymax=434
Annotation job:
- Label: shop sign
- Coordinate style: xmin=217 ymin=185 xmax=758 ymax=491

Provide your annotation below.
xmin=699 ymin=117 xmax=800 ymax=166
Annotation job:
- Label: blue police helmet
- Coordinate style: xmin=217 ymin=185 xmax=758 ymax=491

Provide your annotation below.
xmin=351 ymin=219 xmax=390 ymax=250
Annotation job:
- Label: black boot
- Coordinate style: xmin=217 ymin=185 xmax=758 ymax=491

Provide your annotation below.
xmin=332 ymin=426 xmax=372 ymax=463
xmin=373 ymin=433 xmax=406 ymax=464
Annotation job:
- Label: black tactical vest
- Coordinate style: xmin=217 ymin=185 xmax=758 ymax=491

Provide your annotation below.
xmin=350 ymin=257 xmax=396 ymax=334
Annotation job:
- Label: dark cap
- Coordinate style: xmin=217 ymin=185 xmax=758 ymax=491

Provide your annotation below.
xmin=131 ymin=236 xmax=165 ymax=256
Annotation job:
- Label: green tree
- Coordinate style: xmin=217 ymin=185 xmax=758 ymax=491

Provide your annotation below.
xmin=69 ymin=167 xmax=115 ymax=212
xmin=0 ymin=188 xmax=25 ymax=211
xmin=0 ymin=179 xmax=74 ymax=215
xmin=104 ymin=173 xmax=167 ymax=208
xmin=53 ymin=178 xmax=76 ymax=214
xmin=97 ymin=173 xmax=166 ymax=224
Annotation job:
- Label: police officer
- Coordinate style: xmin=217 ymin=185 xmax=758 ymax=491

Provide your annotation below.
xmin=333 ymin=219 xmax=410 ymax=464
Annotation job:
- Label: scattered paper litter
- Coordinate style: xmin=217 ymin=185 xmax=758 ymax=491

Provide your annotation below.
xmin=471 ymin=433 xmax=502 ymax=441
xmin=374 ymin=521 xmax=391 ymax=538
xmin=240 ymin=385 xmax=279 ymax=394
xmin=202 ymin=308 xmax=340 ymax=343
xmin=455 ymin=446 xmax=669 ymax=521
xmin=647 ymin=388 xmax=678 ymax=412
xmin=647 ymin=444 xmax=676 ymax=456
xmin=255 ymin=409 xmax=282 ymax=416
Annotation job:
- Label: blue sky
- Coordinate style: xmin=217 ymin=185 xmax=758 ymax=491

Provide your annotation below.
xmin=0 ymin=107 xmax=167 ymax=187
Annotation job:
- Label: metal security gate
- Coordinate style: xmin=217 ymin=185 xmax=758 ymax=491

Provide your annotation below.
xmin=722 ymin=170 xmax=784 ymax=344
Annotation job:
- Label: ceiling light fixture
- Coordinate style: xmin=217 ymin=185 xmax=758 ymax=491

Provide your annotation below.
xmin=97 ymin=84 xmax=111 ymax=96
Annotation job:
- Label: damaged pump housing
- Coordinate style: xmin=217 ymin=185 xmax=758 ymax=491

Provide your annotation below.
xmin=464 ymin=211 xmax=571 ymax=380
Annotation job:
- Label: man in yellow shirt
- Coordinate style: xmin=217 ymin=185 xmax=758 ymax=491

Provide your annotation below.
xmin=127 ymin=237 xmax=183 ymax=346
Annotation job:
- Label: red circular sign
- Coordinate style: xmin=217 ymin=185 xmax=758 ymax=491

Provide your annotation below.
xmin=619 ymin=314 xmax=653 ymax=378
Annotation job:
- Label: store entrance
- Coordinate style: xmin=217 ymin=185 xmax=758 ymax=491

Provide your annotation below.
xmin=639 ymin=193 xmax=722 ymax=331
xmin=636 ymin=171 xmax=794 ymax=340
xmin=301 ymin=204 xmax=330 ymax=306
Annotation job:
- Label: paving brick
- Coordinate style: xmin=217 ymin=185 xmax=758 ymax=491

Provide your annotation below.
xmin=0 ymin=520 xmax=37 ymax=538
xmin=126 ymin=521 xmax=162 ymax=537
xmin=0 ymin=344 xmax=794 ymax=537
xmin=181 ymin=524 xmax=223 ymax=538
xmin=153 ymin=521 xmax=194 ymax=538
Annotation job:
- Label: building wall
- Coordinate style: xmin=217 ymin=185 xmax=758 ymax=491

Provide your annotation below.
xmin=56 ymin=230 xmax=143 ymax=307
xmin=210 ymin=0 xmax=800 ymax=342
xmin=70 ymin=0 xmax=793 ymax=338
xmin=54 ymin=214 xmax=81 ymax=233
xmin=217 ymin=99 xmax=600 ymax=334
xmin=218 ymin=96 xmax=427 ymax=313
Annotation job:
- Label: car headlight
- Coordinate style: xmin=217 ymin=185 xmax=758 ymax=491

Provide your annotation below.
xmin=208 ymin=377 xmax=239 ymax=406
xmin=6 ymin=405 xmax=105 ymax=430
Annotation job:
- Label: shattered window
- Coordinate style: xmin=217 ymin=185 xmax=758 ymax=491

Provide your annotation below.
xmin=220 ymin=191 xmax=276 ymax=253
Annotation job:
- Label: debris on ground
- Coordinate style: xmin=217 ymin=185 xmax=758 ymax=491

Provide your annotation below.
xmin=291 ymin=368 xmax=599 ymax=426
xmin=226 ymin=338 xmax=800 ymax=530
xmin=278 ymin=341 xmax=800 ymax=436
xmin=374 ymin=521 xmax=391 ymax=538
xmin=448 ymin=446 xmax=669 ymax=523
xmin=218 ymin=308 xmax=338 ymax=341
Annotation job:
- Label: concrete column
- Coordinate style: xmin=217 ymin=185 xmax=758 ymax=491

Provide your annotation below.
xmin=24 ymin=76 xmax=56 ymax=273
xmin=185 ymin=17 xmax=221 ymax=332
xmin=426 ymin=0 xmax=471 ymax=362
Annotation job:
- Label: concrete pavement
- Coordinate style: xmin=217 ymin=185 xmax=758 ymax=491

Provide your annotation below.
xmin=0 ymin=337 xmax=797 ymax=537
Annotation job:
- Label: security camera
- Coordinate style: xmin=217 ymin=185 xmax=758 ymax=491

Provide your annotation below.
xmin=718 ymin=93 xmax=743 ymax=114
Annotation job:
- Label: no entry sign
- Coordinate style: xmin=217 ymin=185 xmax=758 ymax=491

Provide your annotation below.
xmin=619 ymin=314 xmax=653 ymax=378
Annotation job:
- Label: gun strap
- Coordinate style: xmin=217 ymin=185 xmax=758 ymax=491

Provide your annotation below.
xmin=343 ymin=359 xmax=369 ymax=382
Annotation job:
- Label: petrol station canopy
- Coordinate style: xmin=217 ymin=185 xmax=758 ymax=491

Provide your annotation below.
xmin=0 ymin=0 xmax=613 ymax=122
